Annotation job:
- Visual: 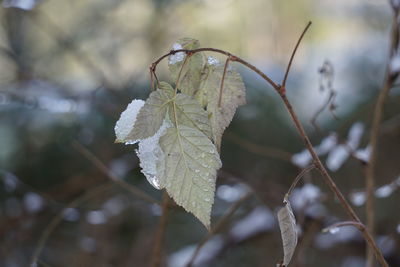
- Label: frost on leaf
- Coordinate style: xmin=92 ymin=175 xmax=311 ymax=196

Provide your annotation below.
xmin=278 ymin=201 xmax=298 ymax=267
xmin=169 ymin=93 xmax=213 ymax=140
xmin=126 ymin=82 xmax=174 ymax=141
xmin=168 ymin=38 xmax=204 ymax=96
xmin=196 ymin=62 xmax=246 ymax=149
xmin=136 ymin=120 xmax=170 ymax=190
xmin=115 ymin=99 xmax=145 ymax=144
xmin=159 ymin=125 xmax=222 ymax=228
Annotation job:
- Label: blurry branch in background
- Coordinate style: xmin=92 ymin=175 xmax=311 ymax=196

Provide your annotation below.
xmin=30 ymin=183 xmax=113 ymax=267
xmin=225 ymin=132 xmax=293 ymax=163
xmin=186 ymin=192 xmax=252 ymax=267
xmin=28 ymin=10 xmax=110 ymax=87
xmin=311 ymin=60 xmax=338 ymax=133
xmin=71 ymin=141 xmax=160 ymax=205
xmin=365 ymin=2 xmax=400 ymax=266
xmin=151 ymin=192 xmax=170 ymax=267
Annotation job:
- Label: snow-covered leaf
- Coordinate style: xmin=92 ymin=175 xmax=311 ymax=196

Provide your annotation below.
xmin=115 ymin=99 xmax=145 ymax=144
xmin=159 ymin=125 xmax=222 ymax=228
xmin=278 ymin=201 xmax=298 ymax=266
xmin=169 ymin=93 xmax=213 ymax=140
xmin=136 ymin=120 xmax=170 ymax=189
xmin=126 ymin=83 xmax=174 ymax=141
xmin=196 ymin=63 xmax=246 ymax=149
xmin=168 ymin=38 xmax=204 ymax=96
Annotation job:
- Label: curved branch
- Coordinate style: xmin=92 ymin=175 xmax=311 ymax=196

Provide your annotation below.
xmin=151 ymin=48 xmax=280 ymax=91
xmin=282 ymin=21 xmax=312 ymax=88
xmin=323 ymin=221 xmax=388 ymax=267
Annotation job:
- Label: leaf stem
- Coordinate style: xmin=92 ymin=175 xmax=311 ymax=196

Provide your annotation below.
xmin=218 ymin=57 xmax=230 ymax=107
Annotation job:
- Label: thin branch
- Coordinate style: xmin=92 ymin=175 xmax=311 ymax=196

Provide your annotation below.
xmin=218 ymin=57 xmax=231 ymax=107
xmin=225 ymin=132 xmax=293 ymax=163
xmin=186 ymin=193 xmax=251 ymax=267
xmin=284 ymin=165 xmax=315 ymax=201
xmin=151 ymin=192 xmax=170 ymax=267
xmin=151 ymin=48 xmax=280 ymax=91
xmin=71 ymin=141 xmax=160 ymax=206
xmin=365 ymin=8 xmax=399 ymax=267
xmin=281 ymin=21 xmax=312 ymax=88
xmin=30 ymin=183 xmax=113 ymax=266
xmin=323 ymin=221 xmax=388 ymax=267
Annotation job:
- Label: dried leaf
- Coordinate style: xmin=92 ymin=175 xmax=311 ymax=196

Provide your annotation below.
xmin=159 ymin=125 xmax=222 ymax=228
xmin=196 ymin=63 xmax=246 ymax=149
xmin=168 ymin=38 xmax=204 ymax=96
xmin=278 ymin=201 xmax=298 ymax=266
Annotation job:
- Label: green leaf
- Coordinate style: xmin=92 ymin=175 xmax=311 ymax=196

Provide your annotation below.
xmin=126 ymin=82 xmax=174 ymax=141
xmin=196 ymin=62 xmax=246 ymax=149
xmin=278 ymin=201 xmax=298 ymax=266
xmin=169 ymin=93 xmax=213 ymax=140
xmin=159 ymin=125 xmax=222 ymax=228
xmin=168 ymin=38 xmax=204 ymax=96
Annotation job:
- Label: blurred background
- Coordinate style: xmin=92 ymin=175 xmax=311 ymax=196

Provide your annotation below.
xmin=0 ymin=0 xmax=399 ymax=266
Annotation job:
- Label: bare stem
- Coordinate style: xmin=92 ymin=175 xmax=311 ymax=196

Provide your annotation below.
xmin=285 ymin=165 xmax=315 ymax=201
xmin=218 ymin=57 xmax=230 ymax=107
xmin=282 ymin=21 xmax=312 ymax=88
xmin=151 ymin=192 xmax=170 ymax=267
xmin=365 ymin=9 xmax=399 ymax=267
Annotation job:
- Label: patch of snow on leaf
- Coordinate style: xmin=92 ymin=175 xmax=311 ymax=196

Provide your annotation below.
xmin=169 ymin=43 xmax=185 ymax=65
xmin=230 ymin=206 xmax=275 ymax=242
xmin=136 ymin=120 xmax=169 ymax=189
xmin=207 ymin=56 xmax=219 ymax=66
xmin=114 ymin=99 xmax=145 ymax=144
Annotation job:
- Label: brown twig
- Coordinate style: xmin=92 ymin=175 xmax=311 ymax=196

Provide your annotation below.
xmin=151 ymin=192 xmax=170 ymax=267
xmin=218 ymin=57 xmax=231 ymax=107
xmin=151 ymin=47 xmax=279 ymax=92
xmin=71 ymin=141 xmax=160 ymax=206
xmin=365 ymin=7 xmax=400 ymax=267
xmin=281 ymin=21 xmax=312 ymax=88
xmin=186 ymin=193 xmax=251 ymax=267
xmin=323 ymin=221 xmax=388 ymax=267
